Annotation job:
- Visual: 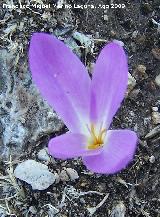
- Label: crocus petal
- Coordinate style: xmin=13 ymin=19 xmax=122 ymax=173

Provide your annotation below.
xmin=82 ymin=130 xmax=137 ymax=174
xmin=48 ymin=132 xmax=102 ymax=160
xmin=29 ymin=33 xmax=91 ymax=132
xmin=90 ymin=42 xmax=128 ymax=128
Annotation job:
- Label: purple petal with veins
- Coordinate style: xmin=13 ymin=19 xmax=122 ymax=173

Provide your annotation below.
xmin=29 ymin=33 xmax=91 ymax=133
xmin=90 ymin=42 xmax=128 ymax=128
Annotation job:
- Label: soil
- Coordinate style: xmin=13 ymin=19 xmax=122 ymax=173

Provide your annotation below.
xmin=0 ymin=0 xmax=160 ymax=216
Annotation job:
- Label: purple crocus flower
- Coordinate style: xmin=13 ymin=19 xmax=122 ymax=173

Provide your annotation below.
xmin=29 ymin=33 xmax=137 ymax=174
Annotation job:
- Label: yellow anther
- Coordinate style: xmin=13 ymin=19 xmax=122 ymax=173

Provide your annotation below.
xmin=87 ymin=124 xmax=106 ymax=150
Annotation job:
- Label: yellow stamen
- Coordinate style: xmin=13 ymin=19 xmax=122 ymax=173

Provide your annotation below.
xmin=87 ymin=124 xmax=106 ymax=150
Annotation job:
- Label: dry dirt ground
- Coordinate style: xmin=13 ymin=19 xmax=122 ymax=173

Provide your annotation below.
xmin=0 ymin=0 xmax=160 ymax=216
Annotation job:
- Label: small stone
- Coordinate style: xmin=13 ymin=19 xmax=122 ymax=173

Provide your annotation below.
xmin=103 ymin=14 xmax=108 ymax=21
xmin=19 ymin=22 xmax=24 ymax=31
xmin=66 ymin=168 xmax=79 ymax=181
xmin=134 ymin=123 xmax=138 ymax=132
xmin=155 ymin=74 xmax=160 ymax=87
xmin=152 ymin=111 xmax=160 ymax=124
xmin=80 ymin=198 xmax=86 ymax=204
xmin=57 ymin=0 xmax=64 ymax=8
xmin=132 ymin=30 xmax=138 ymax=38
xmin=59 ymin=169 xmax=69 ymax=182
xmin=141 ymin=3 xmax=152 ymax=15
xmin=131 ymin=42 xmax=136 ymax=52
xmin=29 ymin=206 xmax=37 ymax=214
xmin=132 ymin=65 xmax=148 ymax=81
xmin=95 ymin=32 xmax=100 ymax=38
xmin=126 ymin=72 xmax=137 ymax=95
xmin=14 ymin=160 xmax=55 ymax=190
xmin=110 ymin=30 xmax=116 ymax=37
xmin=149 ymin=155 xmax=155 ymax=163
xmin=110 ymin=202 xmax=126 ymax=217
xmin=97 ymin=183 xmax=107 ymax=192
xmin=129 ymin=88 xmax=140 ymax=99
xmin=152 ymin=107 xmax=158 ymax=112
xmin=49 ymin=28 xmax=54 ymax=33
xmin=37 ymin=148 xmax=50 ymax=162
xmin=152 ymin=48 xmax=160 ymax=61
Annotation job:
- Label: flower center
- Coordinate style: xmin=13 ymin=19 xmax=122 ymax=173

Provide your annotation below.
xmin=87 ymin=124 xmax=106 ymax=150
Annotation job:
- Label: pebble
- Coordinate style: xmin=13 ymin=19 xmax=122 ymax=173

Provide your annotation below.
xmin=152 ymin=107 xmax=158 ymax=112
xmin=66 ymin=168 xmax=79 ymax=181
xmin=155 ymin=74 xmax=160 ymax=87
xmin=133 ymin=64 xmax=148 ymax=81
xmin=152 ymin=111 xmax=160 ymax=124
xmin=149 ymin=155 xmax=155 ymax=163
xmin=129 ymin=88 xmax=140 ymax=99
xmin=152 ymin=48 xmax=160 ymax=61
xmin=97 ymin=183 xmax=107 ymax=192
xmin=126 ymin=72 xmax=137 ymax=95
xmin=14 ymin=160 xmax=55 ymax=190
xmin=103 ymin=14 xmax=109 ymax=21
xmin=29 ymin=206 xmax=37 ymax=215
xmin=59 ymin=168 xmax=79 ymax=182
xmin=110 ymin=30 xmax=116 ymax=37
xmin=57 ymin=0 xmax=64 ymax=8
xmin=110 ymin=202 xmax=126 ymax=217
xmin=132 ymin=30 xmax=138 ymax=38
xmin=59 ymin=169 xmax=70 ymax=182
xmin=37 ymin=148 xmax=50 ymax=162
